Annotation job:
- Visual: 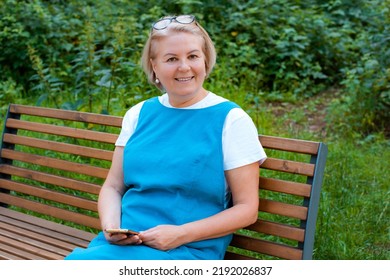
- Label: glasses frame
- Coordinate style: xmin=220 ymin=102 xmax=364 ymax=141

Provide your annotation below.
xmin=152 ymin=15 xmax=196 ymax=30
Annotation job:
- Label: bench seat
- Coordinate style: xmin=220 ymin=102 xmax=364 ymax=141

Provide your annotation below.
xmin=0 ymin=104 xmax=327 ymax=260
xmin=0 ymin=208 xmax=94 ymax=260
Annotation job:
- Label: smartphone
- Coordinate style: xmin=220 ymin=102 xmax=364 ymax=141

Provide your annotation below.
xmin=104 ymin=228 xmax=139 ymax=236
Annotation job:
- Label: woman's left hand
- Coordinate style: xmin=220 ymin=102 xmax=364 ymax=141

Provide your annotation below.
xmin=139 ymin=225 xmax=187 ymax=251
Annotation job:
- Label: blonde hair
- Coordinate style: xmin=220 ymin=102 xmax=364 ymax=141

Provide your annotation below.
xmin=141 ymin=16 xmax=216 ymax=90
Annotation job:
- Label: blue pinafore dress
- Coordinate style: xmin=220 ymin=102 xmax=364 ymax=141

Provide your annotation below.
xmin=65 ymin=97 xmax=238 ymax=260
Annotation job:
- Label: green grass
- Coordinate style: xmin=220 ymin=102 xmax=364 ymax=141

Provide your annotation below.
xmin=252 ymin=93 xmax=390 ymax=260
xmin=315 ymin=139 xmax=389 ymax=259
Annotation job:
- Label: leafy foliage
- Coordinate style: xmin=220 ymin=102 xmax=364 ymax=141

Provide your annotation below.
xmin=0 ymin=0 xmax=389 ymax=133
xmin=325 ymin=0 xmax=390 ymax=136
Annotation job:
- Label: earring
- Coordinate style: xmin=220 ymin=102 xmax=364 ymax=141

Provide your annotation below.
xmin=155 ymin=78 xmax=160 ymax=84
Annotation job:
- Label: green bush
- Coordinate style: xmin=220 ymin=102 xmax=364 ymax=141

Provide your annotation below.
xmin=326 ymin=0 xmax=390 ymax=137
xmin=0 ymin=0 xmax=388 ymax=134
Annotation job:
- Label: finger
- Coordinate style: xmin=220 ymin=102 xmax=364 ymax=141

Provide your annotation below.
xmin=107 ymin=233 xmax=128 ymax=243
xmin=138 ymin=232 xmax=152 ymax=242
xmin=117 ymin=234 xmax=142 ymax=245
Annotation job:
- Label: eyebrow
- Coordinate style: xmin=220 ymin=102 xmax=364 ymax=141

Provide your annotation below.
xmin=163 ymin=49 xmax=201 ymax=57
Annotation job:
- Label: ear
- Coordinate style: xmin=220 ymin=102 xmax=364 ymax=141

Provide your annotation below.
xmin=150 ymin=58 xmax=157 ymax=73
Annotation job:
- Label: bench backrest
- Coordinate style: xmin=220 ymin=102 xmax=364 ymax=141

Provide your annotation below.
xmin=225 ymin=135 xmax=328 ymax=260
xmin=0 ymin=104 xmax=327 ymax=260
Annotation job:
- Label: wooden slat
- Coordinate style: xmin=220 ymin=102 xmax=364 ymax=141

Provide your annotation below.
xmin=9 ymin=104 xmax=123 ymax=127
xmin=259 ymin=198 xmax=308 ymax=220
xmin=0 ymin=222 xmax=77 ymax=253
xmin=0 ymin=233 xmax=64 ymax=259
xmin=0 ymin=179 xmax=98 ymax=212
xmin=6 ymin=119 xmax=118 ymax=144
xmin=246 ymin=219 xmax=305 ymax=242
xmin=0 ymin=208 xmax=95 ymax=244
xmin=0 ymin=227 xmax=70 ymax=256
xmin=4 ymin=133 xmax=114 ymax=161
xmin=0 ymin=221 xmax=75 ymax=250
xmin=0 ymin=193 xmax=101 ymax=229
xmin=260 ymin=177 xmax=311 ymax=197
xmin=1 ymin=149 xmax=109 ymax=179
xmin=261 ymin=157 xmax=315 ymax=176
xmin=259 ymin=135 xmax=319 ymax=155
xmin=0 ymin=251 xmax=24 ymax=260
xmin=0 ymin=217 xmax=90 ymax=250
xmin=0 ymin=243 xmax=45 ymax=260
xmin=230 ymin=234 xmax=303 ymax=260
xmin=0 ymin=165 xmax=101 ymax=195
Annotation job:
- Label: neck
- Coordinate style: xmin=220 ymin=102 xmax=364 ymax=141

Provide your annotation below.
xmin=168 ymin=89 xmax=208 ymax=108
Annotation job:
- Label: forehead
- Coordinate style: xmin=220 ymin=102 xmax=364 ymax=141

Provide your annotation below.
xmin=151 ymin=31 xmax=204 ymax=56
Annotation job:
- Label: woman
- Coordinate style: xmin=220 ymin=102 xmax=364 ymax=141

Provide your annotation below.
xmin=65 ymin=15 xmax=266 ymax=260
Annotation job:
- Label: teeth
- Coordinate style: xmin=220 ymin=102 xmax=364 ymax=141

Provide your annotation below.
xmin=176 ymin=77 xmax=192 ymax=82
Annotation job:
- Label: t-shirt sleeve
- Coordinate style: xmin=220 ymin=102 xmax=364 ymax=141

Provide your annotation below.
xmin=115 ymin=101 xmax=144 ymax=146
xmin=223 ymin=108 xmax=267 ymax=170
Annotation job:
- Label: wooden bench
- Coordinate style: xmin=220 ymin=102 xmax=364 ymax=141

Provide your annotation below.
xmin=0 ymin=104 xmax=327 ymax=260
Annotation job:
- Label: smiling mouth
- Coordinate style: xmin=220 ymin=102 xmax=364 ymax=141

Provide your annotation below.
xmin=175 ymin=77 xmax=194 ymax=82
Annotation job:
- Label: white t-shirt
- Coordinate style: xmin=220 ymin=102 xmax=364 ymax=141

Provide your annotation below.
xmin=116 ymin=92 xmax=267 ymax=170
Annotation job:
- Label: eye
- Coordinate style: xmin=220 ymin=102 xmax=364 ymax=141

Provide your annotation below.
xmin=188 ymin=54 xmax=199 ymax=60
xmin=166 ymin=57 xmax=178 ymax=62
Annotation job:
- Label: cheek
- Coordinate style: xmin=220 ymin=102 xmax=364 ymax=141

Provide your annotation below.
xmin=189 ymin=59 xmax=205 ymax=73
xmin=155 ymin=68 xmax=178 ymax=87
xmin=196 ymin=62 xmax=207 ymax=77
xmin=156 ymin=65 xmax=175 ymax=78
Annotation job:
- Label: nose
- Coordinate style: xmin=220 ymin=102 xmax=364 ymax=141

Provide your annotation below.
xmin=178 ymin=60 xmax=191 ymax=71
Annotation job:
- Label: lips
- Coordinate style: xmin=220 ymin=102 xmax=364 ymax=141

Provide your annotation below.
xmin=175 ymin=76 xmax=194 ymax=82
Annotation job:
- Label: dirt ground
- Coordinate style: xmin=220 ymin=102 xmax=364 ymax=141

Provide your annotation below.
xmin=266 ymin=88 xmax=340 ymax=138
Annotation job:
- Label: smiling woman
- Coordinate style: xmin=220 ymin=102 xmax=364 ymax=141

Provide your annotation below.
xmin=142 ymin=15 xmax=216 ymax=91
xmin=150 ymin=32 xmax=207 ymax=107
xmin=65 ymin=15 xmax=267 ymax=260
